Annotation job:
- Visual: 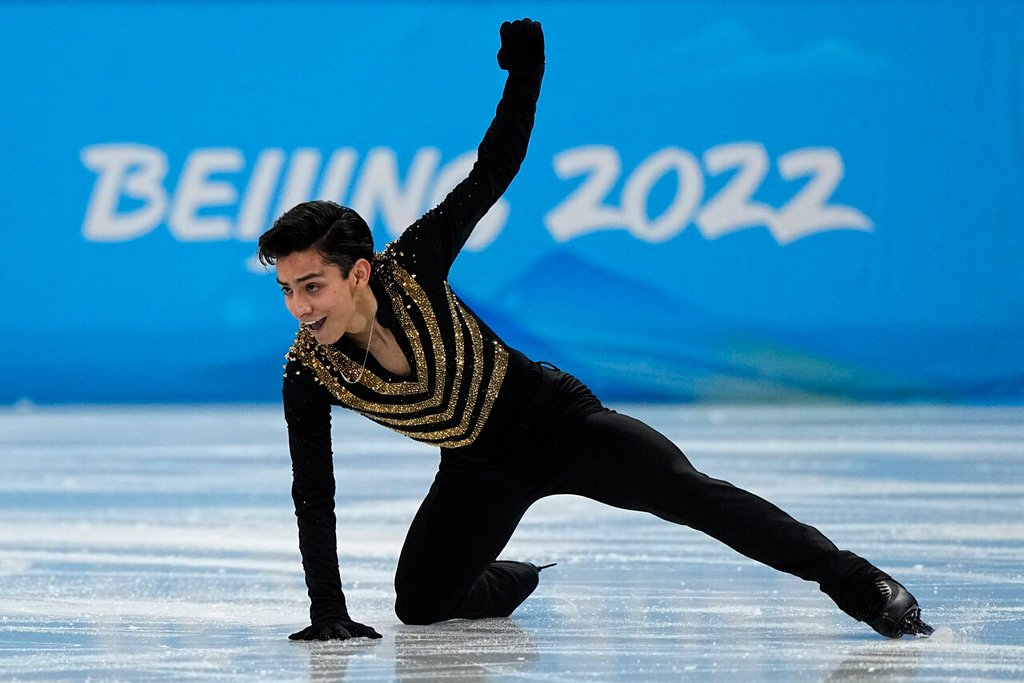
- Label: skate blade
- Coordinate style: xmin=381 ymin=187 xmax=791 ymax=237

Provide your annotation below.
xmin=899 ymin=609 xmax=935 ymax=638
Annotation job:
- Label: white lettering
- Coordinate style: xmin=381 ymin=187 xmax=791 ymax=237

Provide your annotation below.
xmin=544 ymin=145 xmax=624 ymax=242
xmin=169 ymin=148 xmax=243 ymax=241
xmin=772 ymin=148 xmax=873 ymax=244
xmin=622 ymin=147 xmax=703 ymax=243
xmin=274 ymin=148 xmax=323 ymax=218
xmin=697 ymin=142 xmax=776 ymax=239
xmin=545 ymin=144 xmax=873 ymax=245
xmin=80 ymin=141 xmax=875 ymax=253
xmin=350 ymin=147 xmax=440 ymax=239
xmin=237 ymin=148 xmax=359 ymax=239
xmin=81 ymin=144 xmax=168 ymax=241
xmin=318 ymin=148 xmax=358 ymax=204
xmin=237 ymin=148 xmax=285 ymax=239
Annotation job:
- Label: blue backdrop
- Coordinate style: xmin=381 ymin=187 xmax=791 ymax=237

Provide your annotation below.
xmin=2 ymin=1 xmax=1022 ymax=403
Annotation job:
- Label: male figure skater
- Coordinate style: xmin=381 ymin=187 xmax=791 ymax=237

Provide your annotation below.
xmin=258 ymin=18 xmax=933 ymax=642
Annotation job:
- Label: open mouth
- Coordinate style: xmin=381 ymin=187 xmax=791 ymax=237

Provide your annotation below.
xmin=304 ymin=317 xmax=327 ymax=332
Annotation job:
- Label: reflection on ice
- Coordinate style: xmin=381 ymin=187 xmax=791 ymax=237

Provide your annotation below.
xmin=1 ymin=404 xmax=1023 ymax=680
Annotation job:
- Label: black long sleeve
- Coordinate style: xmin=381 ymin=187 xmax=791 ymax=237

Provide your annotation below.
xmin=283 ymin=367 xmax=349 ymax=625
xmin=386 ymin=64 xmax=543 ymax=279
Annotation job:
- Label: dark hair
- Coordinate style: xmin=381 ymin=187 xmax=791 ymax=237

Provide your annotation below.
xmin=257 ymin=200 xmax=374 ymax=277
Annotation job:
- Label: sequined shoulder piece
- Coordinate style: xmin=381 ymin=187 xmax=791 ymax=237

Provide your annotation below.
xmin=285 ymin=255 xmax=508 ymax=449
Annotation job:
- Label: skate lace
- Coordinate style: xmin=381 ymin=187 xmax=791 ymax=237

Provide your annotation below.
xmin=853 ymin=578 xmax=892 ymax=621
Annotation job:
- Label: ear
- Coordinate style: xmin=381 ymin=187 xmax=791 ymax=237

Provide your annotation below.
xmin=349 ymin=258 xmax=373 ymax=288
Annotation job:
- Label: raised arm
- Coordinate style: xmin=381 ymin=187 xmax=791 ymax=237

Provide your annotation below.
xmin=282 ymin=365 xmax=381 ymax=641
xmin=387 ymin=18 xmax=545 ymax=278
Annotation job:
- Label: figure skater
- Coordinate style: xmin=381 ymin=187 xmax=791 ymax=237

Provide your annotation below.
xmin=257 ymin=18 xmax=933 ymax=642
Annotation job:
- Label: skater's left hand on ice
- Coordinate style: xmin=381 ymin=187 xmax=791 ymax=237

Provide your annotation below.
xmin=288 ymin=619 xmax=382 ymax=641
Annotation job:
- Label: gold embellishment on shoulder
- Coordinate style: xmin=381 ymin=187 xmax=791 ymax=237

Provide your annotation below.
xmin=370 ymin=284 xmax=467 ymax=431
xmin=289 ymin=258 xmax=439 ymax=409
xmin=287 ymin=253 xmax=510 ymax=448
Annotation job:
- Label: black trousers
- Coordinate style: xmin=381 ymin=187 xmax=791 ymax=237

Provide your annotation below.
xmin=394 ymin=366 xmax=865 ymax=625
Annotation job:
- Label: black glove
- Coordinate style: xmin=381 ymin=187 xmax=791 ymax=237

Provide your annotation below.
xmin=288 ymin=619 xmax=383 ymax=641
xmin=497 ymin=18 xmax=544 ymax=73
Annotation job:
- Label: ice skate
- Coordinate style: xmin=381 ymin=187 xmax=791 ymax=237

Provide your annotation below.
xmin=859 ymin=578 xmax=934 ymax=638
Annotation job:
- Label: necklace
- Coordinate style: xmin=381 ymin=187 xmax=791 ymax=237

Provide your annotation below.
xmin=340 ymin=304 xmax=377 ymax=384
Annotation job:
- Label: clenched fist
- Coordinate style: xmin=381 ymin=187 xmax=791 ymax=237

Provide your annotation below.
xmin=497 ymin=18 xmax=544 ymax=73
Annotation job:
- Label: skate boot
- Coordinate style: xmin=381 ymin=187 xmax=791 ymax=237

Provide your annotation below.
xmin=820 ymin=552 xmax=934 ymax=638
xmin=452 ymin=561 xmax=554 ymax=620
xmin=855 ymin=577 xmax=934 ymax=638
xmin=488 ymin=561 xmax=557 ymax=616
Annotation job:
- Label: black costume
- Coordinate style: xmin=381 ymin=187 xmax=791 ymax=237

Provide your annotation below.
xmin=280 ymin=21 xmax=927 ymax=638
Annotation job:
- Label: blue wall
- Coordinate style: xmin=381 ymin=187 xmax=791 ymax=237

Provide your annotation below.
xmin=2 ymin=1 xmax=1022 ymax=403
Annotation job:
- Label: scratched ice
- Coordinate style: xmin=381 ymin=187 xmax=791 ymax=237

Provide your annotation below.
xmin=2 ymin=404 xmax=1023 ymax=681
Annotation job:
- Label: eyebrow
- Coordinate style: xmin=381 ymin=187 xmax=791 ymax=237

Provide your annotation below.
xmin=276 ymin=271 xmax=324 ymax=287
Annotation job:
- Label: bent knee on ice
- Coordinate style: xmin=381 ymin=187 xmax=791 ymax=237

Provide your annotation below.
xmin=394 ymin=594 xmax=450 ymax=626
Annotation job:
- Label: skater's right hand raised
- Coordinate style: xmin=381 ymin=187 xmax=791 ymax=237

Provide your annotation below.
xmin=289 ymin=619 xmax=382 ymax=641
xmin=497 ymin=18 xmax=544 ymax=73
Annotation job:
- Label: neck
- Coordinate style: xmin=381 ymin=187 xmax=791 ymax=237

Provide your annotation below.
xmin=348 ymin=290 xmax=379 ymax=341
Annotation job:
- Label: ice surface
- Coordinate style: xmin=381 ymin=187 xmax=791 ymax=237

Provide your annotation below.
xmin=2 ymin=404 xmax=1023 ymax=681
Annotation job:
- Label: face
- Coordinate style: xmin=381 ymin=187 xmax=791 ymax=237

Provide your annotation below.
xmin=275 ymin=249 xmax=367 ymax=345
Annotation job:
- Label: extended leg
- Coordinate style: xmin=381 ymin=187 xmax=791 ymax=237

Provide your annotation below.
xmin=548 ymin=410 xmax=841 ymax=581
xmin=543 ymin=409 xmax=932 ymax=636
